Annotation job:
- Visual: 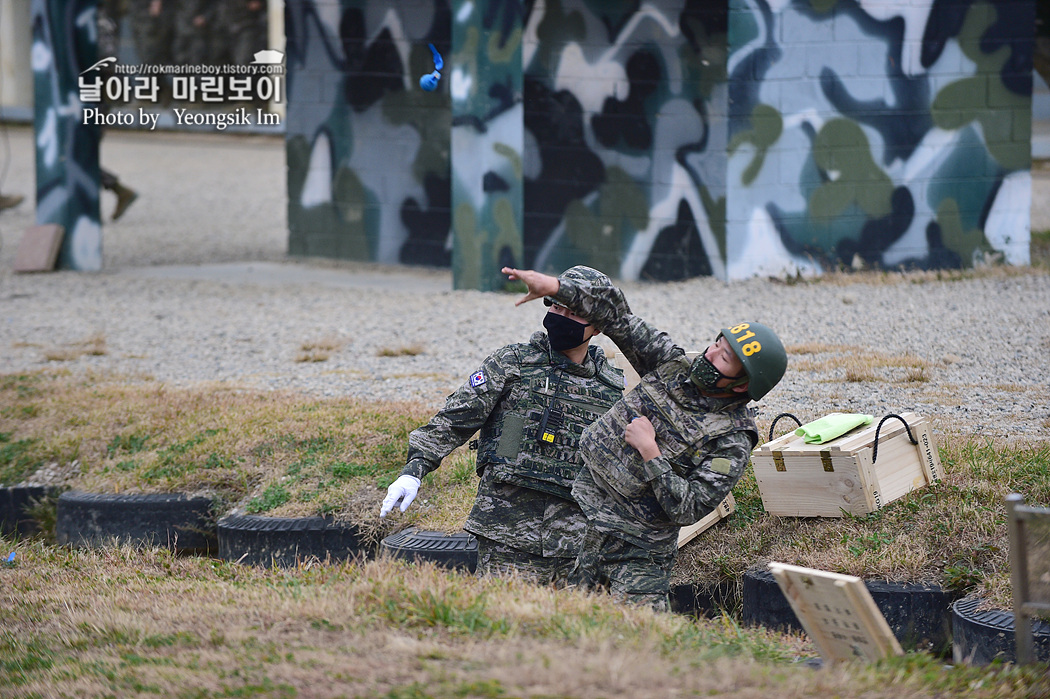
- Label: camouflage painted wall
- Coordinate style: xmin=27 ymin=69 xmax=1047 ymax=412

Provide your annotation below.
xmin=450 ymin=1 xmax=524 ymax=291
xmin=522 ymin=1 xmax=730 ymax=281
xmin=285 ymin=1 xmax=452 ymax=266
xmin=285 ymin=0 xmax=1033 ymax=284
xmin=725 ymin=0 xmax=1033 ymax=279
xmin=32 ymin=0 xmax=103 ymax=271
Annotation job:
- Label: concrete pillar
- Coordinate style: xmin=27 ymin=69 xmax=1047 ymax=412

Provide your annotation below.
xmin=32 ymin=0 xmax=102 ymax=271
xmin=450 ymin=0 xmax=524 ymax=291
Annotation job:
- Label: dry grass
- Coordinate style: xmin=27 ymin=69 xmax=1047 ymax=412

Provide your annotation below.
xmin=0 ymin=370 xmax=479 ymax=551
xmin=0 ymin=372 xmax=432 ymax=534
xmin=2 ymin=544 xmax=1047 ymax=698
xmin=903 ymin=367 xmax=929 ymax=383
xmin=771 ymin=256 xmax=1048 ymax=286
xmin=787 ymin=344 xmax=935 ymax=385
xmin=295 ymin=336 xmax=346 ymax=363
xmin=42 ymin=333 xmax=108 ymax=362
xmin=377 ymin=343 xmax=426 ymax=357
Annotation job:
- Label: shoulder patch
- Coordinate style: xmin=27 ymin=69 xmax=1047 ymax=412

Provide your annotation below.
xmin=469 ymin=371 xmax=487 ymax=388
xmin=709 ymin=457 xmax=732 ymax=475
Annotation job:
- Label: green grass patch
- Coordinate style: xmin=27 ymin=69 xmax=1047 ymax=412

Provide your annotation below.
xmin=246 ymin=483 xmax=290 ymax=514
xmin=0 ymin=633 xmax=55 ymax=686
xmin=106 ymin=433 xmax=151 ymax=457
xmin=0 ymin=433 xmax=43 ymax=485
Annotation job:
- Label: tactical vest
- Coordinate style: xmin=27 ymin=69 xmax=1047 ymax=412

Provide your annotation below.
xmin=582 ymin=354 xmax=758 ymax=503
xmin=477 ymin=350 xmax=624 ymax=500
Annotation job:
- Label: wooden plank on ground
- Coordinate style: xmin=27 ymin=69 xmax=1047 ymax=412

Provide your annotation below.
xmin=678 ymin=493 xmax=735 ymax=547
xmin=14 ymin=224 xmax=64 ymax=273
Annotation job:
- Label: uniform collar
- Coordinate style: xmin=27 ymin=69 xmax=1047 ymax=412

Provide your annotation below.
xmin=530 ymin=331 xmax=597 ymax=378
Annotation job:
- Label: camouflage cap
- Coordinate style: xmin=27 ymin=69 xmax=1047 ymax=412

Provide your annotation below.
xmin=544 ymin=265 xmax=612 ymax=306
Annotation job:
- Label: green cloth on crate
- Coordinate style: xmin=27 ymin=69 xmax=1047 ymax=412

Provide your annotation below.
xmin=795 ymin=413 xmax=874 ymax=444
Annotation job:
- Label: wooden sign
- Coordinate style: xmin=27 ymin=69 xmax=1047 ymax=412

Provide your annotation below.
xmin=768 ymin=562 xmax=903 ymax=664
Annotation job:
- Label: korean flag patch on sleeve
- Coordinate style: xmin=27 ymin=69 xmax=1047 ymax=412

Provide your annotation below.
xmin=469 ymin=371 xmax=487 ymax=388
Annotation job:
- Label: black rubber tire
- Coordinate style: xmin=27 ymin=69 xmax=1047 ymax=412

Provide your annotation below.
xmin=217 ymin=514 xmax=367 ymax=568
xmin=378 ymin=527 xmax=478 ymax=573
xmin=669 ymin=579 xmax=738 ymax=618
xmin=0 ymin=486 xmax=58 ymax=537
xmin=55 ymin=491 xmax=217 ymax=553
xmin=741 ymin=568 xmax=958 ymax=654
xmin=952 ymin=596 xmax=1050 ymax=665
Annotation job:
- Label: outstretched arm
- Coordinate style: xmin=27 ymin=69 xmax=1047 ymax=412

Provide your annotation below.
xmin=380 ymin=345 xmax=517 ymax=517
xmin=503 ymin=267 xmax=559 ymax=305
xmin=505 ymin=267 xmax=680 ymax=376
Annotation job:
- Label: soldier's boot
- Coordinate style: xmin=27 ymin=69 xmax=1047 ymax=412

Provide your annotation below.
xmin=112 ymin=184 xmax=138 ymax=221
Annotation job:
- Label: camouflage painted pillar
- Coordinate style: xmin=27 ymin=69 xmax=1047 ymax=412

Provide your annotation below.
xmin=32 ymin=0 xmax=102 ymax=271
xmin=450 ymin=0 xmax=524 ymax=291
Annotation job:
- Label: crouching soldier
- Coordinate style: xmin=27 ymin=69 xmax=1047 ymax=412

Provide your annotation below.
xmin=380 ymin=266 xmax=625 ymax=585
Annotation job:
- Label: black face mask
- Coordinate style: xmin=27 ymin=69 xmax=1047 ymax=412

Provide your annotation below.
xmin=689 ymin=348 xmax=748 ymax=393
xmin=543 ymin=312 xmax=589 ymax=352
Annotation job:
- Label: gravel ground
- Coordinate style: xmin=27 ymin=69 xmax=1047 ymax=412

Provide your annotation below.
xmin=1 ymin=124 xmax=1049 ymax=445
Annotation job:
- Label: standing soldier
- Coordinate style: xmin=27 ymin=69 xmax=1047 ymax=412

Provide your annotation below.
xmin=503 ymin=266 xmax=787 ymax=612
xmin=128 ymin=0 xmax=174 ymax=67
xmin=97 ymin=0 xmax=138 ymax=220
xmin=173 ymin=0 xmax=212 ymax=70
xmin=128 ymin=0 xmax=174 ymax=107
xmin=212 ymin=0 xmax=268 ymax=66
xmin=212 ymin=0 xmax=269 ymax=106
xmin=380 ymin=266 xmax=625 ymax=585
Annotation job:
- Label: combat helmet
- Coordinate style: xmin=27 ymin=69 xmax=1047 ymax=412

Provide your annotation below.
xmin=691 ymin=322 xmax=787 ymax=401
xmin=544 ymin=265 xmax=612 ymax=306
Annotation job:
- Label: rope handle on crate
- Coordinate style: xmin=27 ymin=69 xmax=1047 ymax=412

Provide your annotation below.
xmin=767 ymin=413 xmax=803 ymax=443
xmin=871 ymin=413 xmax=918 ymax=464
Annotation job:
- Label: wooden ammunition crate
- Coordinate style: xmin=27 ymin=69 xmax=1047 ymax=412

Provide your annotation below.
xmin=752 ymin=412 xmax=941 ymax=517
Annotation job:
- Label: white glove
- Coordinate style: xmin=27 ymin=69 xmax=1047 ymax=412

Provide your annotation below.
xmin=380 ymin=475 xmax=421 ymax=517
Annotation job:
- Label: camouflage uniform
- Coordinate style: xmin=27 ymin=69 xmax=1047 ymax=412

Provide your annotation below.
xmin=402 ymin=332 xmax=624 ymax=585
xmin=98 ymin=0 xmax=125 ymax=61
xmin=173 ymin=0 xmax=212 ymax=67
xmin=550 ymin=277 xmax=759 ymax=612
xmin=128 ymin=0 xmax=175 ymax=67
xmin=213 ymin=0 xmax=268 ymax=67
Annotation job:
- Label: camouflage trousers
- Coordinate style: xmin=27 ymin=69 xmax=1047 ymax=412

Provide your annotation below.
xmin=474 ymin=535 xmax=576 ymax=587
xmin=568 ymin=527 xmax=677 ymax=613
